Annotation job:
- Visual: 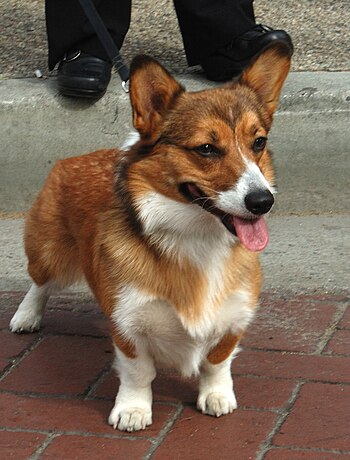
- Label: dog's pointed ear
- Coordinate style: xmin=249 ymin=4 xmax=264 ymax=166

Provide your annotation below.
xmin=129 ymin=55 xmax=184 ymax=139
xmin=238 ymin=46 xmax=291 ymax=117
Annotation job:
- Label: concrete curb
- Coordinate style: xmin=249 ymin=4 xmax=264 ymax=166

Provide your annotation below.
xmin=1 ymin=72 xmax=350 ymax=213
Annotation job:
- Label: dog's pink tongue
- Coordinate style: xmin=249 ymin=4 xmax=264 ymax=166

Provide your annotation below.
xmin=232 ymin=216 xmax=269 ymax=252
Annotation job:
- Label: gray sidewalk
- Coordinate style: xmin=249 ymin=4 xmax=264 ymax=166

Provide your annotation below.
xmin=1 ymin=0 xmax=349 ymax=212
xmin=2 ymin=214 xmax=349 ymax=295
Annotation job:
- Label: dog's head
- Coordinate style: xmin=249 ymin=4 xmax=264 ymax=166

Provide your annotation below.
xmin=120 ymin=47 xmax=291 ymax=252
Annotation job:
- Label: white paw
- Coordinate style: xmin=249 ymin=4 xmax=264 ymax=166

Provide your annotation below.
xmin=9 ymin=310 xmax=42 ymax=333
xmin=197 ymin=390 xmax=237 ymax=417
xmin=108 ymin=404 xmax=152 ymax=432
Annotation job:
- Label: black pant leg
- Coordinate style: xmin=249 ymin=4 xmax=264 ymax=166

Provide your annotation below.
xmin=173 ymin=0 xmax=256 ymax=65
xmin=45 ymin=0 xmax=131 ymax=70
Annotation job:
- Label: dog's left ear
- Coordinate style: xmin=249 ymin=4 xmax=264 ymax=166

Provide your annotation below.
xmin=238 ymin=45 xmax=291 ymax=117
xmin=129 ymin=55 xmax=184 ymax=140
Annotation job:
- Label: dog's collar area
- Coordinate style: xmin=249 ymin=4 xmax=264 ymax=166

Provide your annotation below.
xmin=179 ymin=182 xmax=237 ymax=235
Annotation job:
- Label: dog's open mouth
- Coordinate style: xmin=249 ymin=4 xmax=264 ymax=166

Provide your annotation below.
xmin=180 ymin=182 xmax=269 ymax=252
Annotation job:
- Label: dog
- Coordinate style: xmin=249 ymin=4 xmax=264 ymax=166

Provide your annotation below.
xmin=10 ymin=47 xmax=290 ymax=432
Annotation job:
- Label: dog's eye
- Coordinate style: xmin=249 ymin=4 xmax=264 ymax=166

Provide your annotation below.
xmin=253 ymin=137 xmax=267 ymax=153
xmin=194 ymin=144 xmax=220 ymax=157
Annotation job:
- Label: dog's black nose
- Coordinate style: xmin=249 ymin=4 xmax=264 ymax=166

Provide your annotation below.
xmin=245 ymin=190 xmax=274 ymax=215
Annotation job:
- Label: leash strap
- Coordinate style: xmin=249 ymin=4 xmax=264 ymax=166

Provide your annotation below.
xmin=77 ymin=0 xmax=130 ymax=90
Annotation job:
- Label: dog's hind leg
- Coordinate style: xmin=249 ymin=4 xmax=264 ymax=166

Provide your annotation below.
xmin=10 ymin=159 xmax=85 ymax=333
xmin=9 ymin=245 xmax=81 ymax=333
xmin=10 ymin=243 xmax=79 ymax=333
xmin=9 ymin=230 xmax=81 ymax=334
xmin=10 ymin=244 xmax=81 ymax=334
xmin=10 ymin=209 xmax=82 ymax=334
xmin=9 ymin=282 xmax=55 ymax=333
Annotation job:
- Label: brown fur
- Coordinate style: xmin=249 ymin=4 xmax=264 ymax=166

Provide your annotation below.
xmin=207 ymin=332 xmax=243 ymax=365
xmin=23 ymin=48 xmax=290 ymax=363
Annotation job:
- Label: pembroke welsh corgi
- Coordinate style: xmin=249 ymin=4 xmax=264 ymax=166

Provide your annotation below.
xmin=10 ymin=46 xmax=291 ymax=432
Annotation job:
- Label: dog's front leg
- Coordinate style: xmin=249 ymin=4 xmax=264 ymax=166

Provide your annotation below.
xmin=197 ymin=358 xmax=237 ymax=417
xmin=197 ymin=333 xmax=241 ymax=417
xmin=109 ymin=339 xmax=156 ymax=432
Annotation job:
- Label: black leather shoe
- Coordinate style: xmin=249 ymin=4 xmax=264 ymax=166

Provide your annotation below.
xmin=202 ymin=25 xmax=293 ymax=82
xmin=57 ymin=51 xmax=112 ymax=98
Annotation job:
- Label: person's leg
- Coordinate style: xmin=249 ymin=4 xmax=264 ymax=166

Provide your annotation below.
xmin=173 ymin=0 xmax=256 ymax=66
xmin=45 ymin=0 xmax=131 ymax=97
xmin=173 ymin=0 xmax=293 ymax=81
xmin=45 ymin=0 xmax=131 ymax=70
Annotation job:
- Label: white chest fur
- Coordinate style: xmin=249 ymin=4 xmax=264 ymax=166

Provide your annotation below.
xmin=112 ymin=284 xmax=254 ymax=377
xmin=110 ymin=191 xmax=257 ymax=376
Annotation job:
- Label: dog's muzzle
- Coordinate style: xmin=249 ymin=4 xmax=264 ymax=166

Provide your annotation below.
xmin=179 ymin=182 xmax=272 ymax=252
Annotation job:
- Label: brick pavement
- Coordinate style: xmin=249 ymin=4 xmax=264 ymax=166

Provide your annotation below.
xmin=0 ymin=291 xmax=349 ymax=459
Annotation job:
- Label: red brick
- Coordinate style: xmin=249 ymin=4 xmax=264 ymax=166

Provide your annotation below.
xmin=1 ymin=291 xmax=99 ymax=313
xmin=41 ymin=435 xmax=151 ymax=459
xmin=274 ymin=383 xmax=350 ymax=450
xmin=0 ymin=330 xmax=35 ymax=372
xmin=0 ymin=310 xmax=16 ymax=330
xmin=2 ymin=294 xmax=108 ymax=336
xmin=0 ymin=393 xmax=177 ymax=437
xmin=154 ymin=371 xmax=294 ymax=409
xmin=265 ymin=449 xmax=350 ymax=459
xmin=156 ymin=372 xmax=289 ymax=411
xmin=325 ymin=329 xmax=350 ymax=355
xmin=234 ymin=376 xmax=296 ymax=409
xmin=338 ymin=306 xmax=350 ymax=329
xmin=153 ymin=370 xmax=198 ymax=403
xmin=0 ymin=293 xmax=100 ymax=328
xmin=42 ymin=310 xmax=109 ymax=337
xmin=93 ymin=370 xmax=295 ymax=410
xmin=243 ymin=298 xmax=337 ymax=353
xmin=0 ymin=291 xmax=23 ymax=308
xmin=0 ymin=292 xmax=25 ymax=329
xmin=287 ymin=294 xmax=349 ymax=303
xmin=46 ymin=295 xmax=100 ymax=313
xmin=0 ymin=431 xmax=46 ymax=459
xmin=0 ymin=336 xmax=113 ymax=395
xmin=234 ymin=349 xmax=350 ymax=383
xmin=153 ymin=407 xmax=276 ymax=460
xmin=91 ymin=370 xmax=117 ymax=400
xmin=93 ymin=368 xmax=198 ymax=404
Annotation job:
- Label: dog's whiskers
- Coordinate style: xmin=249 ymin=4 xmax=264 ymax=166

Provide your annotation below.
xmin=201 ymin=185 xmax=222 ymax=196
xmin=192 ymin=196 xmax=212 ymax=208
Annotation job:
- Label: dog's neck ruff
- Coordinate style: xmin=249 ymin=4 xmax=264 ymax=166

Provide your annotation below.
xmin=136 ymin=192 xmax=235 ymax=268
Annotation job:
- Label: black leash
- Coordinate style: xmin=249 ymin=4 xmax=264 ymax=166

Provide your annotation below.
xmin=77 ymin=0 xmax=130 ymax=91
